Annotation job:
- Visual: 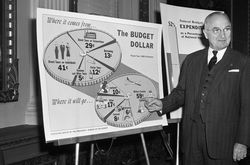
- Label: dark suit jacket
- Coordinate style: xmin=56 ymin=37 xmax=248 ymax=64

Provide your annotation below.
xmin=161 ymin=47 xmax=250 ymax=159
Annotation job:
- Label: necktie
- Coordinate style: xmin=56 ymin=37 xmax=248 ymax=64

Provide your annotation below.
xmin=208 ymin=50 xmax=218 ymax=70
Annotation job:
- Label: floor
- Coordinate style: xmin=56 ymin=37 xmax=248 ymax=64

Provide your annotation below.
xmin=54 ymin=124 xmax=177 ymax=165
xmin=75 ymin=123 xmax=250 ymax=165
xmin=91 ymin=127 xmax=177 ymax=165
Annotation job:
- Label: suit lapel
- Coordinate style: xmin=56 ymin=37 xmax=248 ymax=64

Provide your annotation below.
xmin=193 ymin=49 xmax=208 ymax=101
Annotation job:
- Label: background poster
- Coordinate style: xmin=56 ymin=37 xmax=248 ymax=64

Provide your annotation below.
xmin=160 ymin=4 xmax=215 ymax=119
xmin=36 ymin=8 xmax=166 ymax=142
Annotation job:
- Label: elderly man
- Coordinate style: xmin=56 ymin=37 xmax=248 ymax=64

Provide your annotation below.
xmin=143 ymin=12 xmax=250 ymax=165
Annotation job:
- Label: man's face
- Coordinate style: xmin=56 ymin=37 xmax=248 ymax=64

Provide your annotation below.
xmin=203 ymin=15 xmax=231 ymax=50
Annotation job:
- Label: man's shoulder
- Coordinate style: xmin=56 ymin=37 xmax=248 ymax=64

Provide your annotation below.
xmin=226 ymin=47 xmax=244 ymax=54
xmin=191 ymin=48 xmax=207 ymax=55
xmin=227 ymin=47 xmax=248 ymax=59
xmin=180 ymin=48 xmax=207 ymax=68
xmin=185 ymin=48 xmax=207 ymax=60
xmin=226 ymin=47 xmax=250 ymax=67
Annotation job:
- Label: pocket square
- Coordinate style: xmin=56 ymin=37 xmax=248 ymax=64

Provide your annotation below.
xmin=228 ymin=69 xmax=239 ymax=72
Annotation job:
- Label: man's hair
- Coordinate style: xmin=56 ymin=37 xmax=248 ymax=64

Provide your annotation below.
xmin=204 ymin=12 xmax=231 ymax=28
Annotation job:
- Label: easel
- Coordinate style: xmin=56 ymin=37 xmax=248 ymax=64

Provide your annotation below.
xmin=54 ymin=125 xmax=173 ymax=165
xmin=170 ymin=119 xmax=181 ymax=165
xmin=88 ymin=132 xmax=150 ymax=165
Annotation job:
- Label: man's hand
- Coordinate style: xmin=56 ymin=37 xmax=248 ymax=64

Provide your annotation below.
xmin=233 ymin=143 xmax=247 ymax=161
xmin=140 ymin=97 xmax=163 ymax=113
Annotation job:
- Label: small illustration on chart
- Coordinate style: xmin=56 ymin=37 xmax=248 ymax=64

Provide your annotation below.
xmin=43 ymin=28 xmax=122 ymax=86
xmin=95 ymin=74 xmax=158 ymax=127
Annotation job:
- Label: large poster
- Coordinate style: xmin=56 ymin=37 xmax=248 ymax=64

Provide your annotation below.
xmin=36 ymin=8 xmax=166 ymax=142
xmin=160 ymin=4 xmax=215 ymax=119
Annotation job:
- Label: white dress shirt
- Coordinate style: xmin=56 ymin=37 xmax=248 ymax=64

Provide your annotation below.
xmin=207 ymin=47 xmax=227 ymax=64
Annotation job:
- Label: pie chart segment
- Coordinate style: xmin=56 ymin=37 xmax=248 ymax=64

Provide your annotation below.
xmin=43 ymin=28 xmax=122 ymax=87
xmin=95 ymin=74 xmax=158 ymax=127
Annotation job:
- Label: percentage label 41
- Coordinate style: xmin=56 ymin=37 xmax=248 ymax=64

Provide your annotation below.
xmin=58 ymin=65 xmax=68 ymax=71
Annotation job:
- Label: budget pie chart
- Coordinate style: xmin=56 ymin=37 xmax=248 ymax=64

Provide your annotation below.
xmin=43 ymin=28 xmax=122 ymax=86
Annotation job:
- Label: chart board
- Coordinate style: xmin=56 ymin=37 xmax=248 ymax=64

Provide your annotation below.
xmin=37 ymin=8 xmax=166 ymax=142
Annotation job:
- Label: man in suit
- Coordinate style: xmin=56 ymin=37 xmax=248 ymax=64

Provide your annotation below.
xmin=142 ymin=12 xmax=250 ymax=165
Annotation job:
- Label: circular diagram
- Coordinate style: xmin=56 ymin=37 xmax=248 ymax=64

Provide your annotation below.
xmin=95 ymin=74 xmax=158 ymax=127
xmin=43 ymin=28 xmax=122 ymax=86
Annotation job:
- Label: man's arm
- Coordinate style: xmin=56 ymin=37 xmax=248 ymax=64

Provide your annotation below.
xmin=234 ymin=56 xmax=250 ymax=161
xmin=142 ymin=55 xmax=190 ymax=114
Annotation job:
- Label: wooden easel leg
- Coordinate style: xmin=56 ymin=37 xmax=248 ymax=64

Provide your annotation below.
xmin=140 ymin=133 xmax=150 ymax=165
xmin=89 ymin=143 xmax=95 ymax=165
xmin=160 ymin=130 xmax=174 ymax=158
xmin=75 ymin=143 xmax=80 ymax=165
xmin=176 ymin=123 xmax=180 ymax=165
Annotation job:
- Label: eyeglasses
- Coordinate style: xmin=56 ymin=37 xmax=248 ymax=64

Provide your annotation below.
xmin=206 ymin=27 xmax=231 ymax=35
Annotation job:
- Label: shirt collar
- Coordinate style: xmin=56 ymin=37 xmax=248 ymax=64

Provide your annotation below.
xmin=207 ymin=47 xmax=227 ymax=64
